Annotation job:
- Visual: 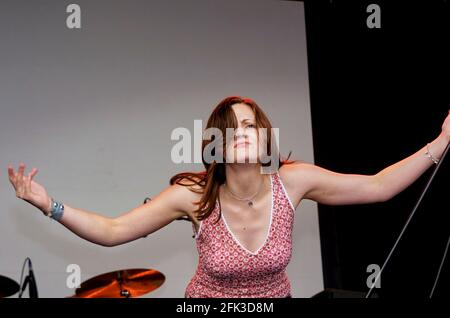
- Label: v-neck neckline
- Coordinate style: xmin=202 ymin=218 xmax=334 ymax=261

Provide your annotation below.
xmin=220 ymin=173 xmax=274 ymax=256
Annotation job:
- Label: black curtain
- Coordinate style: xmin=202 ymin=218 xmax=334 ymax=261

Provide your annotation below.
xmin=303 ymin=0 xmax=450 ymax=297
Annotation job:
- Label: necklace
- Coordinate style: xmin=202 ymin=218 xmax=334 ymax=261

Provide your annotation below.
xmin=224 ymin=177 xmax=264 ymax=207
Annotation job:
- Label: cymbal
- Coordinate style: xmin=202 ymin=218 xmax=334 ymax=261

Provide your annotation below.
xmin=0 ymin=275 xmax=20 ymax=298
xmin=74 ymin=268 xmax=165 ymax=298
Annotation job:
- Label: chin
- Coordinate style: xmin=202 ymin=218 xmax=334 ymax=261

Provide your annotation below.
xmin=233 ymin=155 xmax=259 ymax=164
xmin=226 ymin=149 xmax=259 ymax=163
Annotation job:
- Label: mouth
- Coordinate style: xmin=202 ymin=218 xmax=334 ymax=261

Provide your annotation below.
xmin=234 ymin=141 xmax=250 ymax=148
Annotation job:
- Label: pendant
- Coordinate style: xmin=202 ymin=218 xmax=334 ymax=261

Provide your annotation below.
xmin=248 ymin=201 xmax=253 ymax=207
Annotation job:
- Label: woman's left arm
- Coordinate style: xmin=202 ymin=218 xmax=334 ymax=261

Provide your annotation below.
xmin=286 ymin=111 xmax=450 ymax=206
xmin=373 ymin=112 xmax=450 ymax=201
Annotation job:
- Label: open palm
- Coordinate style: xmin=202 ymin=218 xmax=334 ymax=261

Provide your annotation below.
xmin=8 ymin=164 xmax=51 ymax=214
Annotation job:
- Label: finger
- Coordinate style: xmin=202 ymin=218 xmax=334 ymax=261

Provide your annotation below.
xmin=29 ymin=168 xmax=38 ymax=179
xmin=16 ymin=164 xmax=27 ymax=196
xmin=26 ymin=168 xmax=37 ymax=188
xmin=7 ymin=165 xmax=16 ymax=183
xmin=17 ymin=163 xmax=25 ymax=180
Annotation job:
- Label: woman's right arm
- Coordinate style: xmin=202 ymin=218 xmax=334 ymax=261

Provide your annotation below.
xmin=8 ymin=164 xmax=197 ymax=247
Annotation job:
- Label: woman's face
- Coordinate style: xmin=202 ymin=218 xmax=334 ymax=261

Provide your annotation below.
xmin=224 ymin=103 xmax=265 ymax=164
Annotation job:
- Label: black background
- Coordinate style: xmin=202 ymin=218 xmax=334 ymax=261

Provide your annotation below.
xmin=303 ymin=0 xmax=449 ymax=298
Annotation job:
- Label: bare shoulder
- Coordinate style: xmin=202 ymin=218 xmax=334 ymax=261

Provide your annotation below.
xmin=278 ymin=162 xmax=316 ymax=206
xmin=169 ymin=176 xmax=203 ymax=224
xmin=278 ymin=161 xmax=315 ymax=185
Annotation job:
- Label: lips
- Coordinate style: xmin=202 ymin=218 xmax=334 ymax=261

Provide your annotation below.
xmin=234 ymin=141 xmax=250 ymax=148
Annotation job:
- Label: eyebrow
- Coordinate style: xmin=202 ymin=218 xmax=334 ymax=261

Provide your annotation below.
xmin=240 ymin=118 xmax=254 ymax=123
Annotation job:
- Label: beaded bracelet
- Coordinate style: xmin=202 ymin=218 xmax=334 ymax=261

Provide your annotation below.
xmin=425 ymin=143 xmax=440 ymax=164
xmin=49 ymin=197 xmax=65 ymax=221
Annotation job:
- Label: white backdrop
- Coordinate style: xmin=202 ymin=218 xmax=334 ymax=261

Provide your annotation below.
xmin=0 ymin=0 xmax=323 ymax=297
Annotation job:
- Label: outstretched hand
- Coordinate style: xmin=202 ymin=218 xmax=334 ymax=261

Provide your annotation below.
xmin=8 ymin=163 xmax=51 ymax=215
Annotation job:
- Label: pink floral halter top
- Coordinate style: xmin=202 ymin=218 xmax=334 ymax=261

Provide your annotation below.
xmin=185 ymin=171 xmax=296 ymax=298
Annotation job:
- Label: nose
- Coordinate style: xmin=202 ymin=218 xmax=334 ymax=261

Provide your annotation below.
xmin=234 ymin=128 xmax=247 ymax=141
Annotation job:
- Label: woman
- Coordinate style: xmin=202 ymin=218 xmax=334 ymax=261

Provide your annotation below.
xmin=7 ymin=96 xmax=450 ymax=298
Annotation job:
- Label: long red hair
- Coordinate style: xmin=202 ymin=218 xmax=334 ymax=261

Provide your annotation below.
xmin=170 ymin=96 xmax=296 ymax=221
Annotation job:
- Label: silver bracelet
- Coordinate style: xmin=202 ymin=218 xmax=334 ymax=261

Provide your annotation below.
xmin=49 ymin=197 xmax=65 ymax=221
xmin=425 ymin=143 xmax=440 ymax=164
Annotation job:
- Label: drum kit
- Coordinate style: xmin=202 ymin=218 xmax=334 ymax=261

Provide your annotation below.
xmin=0 ymin=268 xmax=165 ymax=298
